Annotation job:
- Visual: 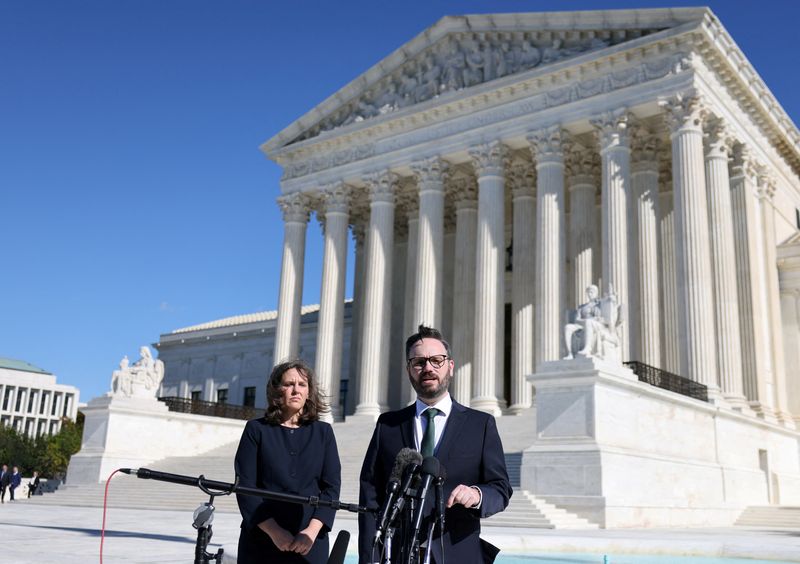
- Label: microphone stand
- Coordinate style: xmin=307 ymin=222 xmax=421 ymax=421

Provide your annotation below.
xmin=121 ymin=467 xmax=369 ymax=564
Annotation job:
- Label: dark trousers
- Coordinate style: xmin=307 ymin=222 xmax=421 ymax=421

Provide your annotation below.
xmin=0 ymin=486 xmax=6 ymax=503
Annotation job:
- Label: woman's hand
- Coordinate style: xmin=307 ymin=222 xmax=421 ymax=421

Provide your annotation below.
xmin=258 ymin=519 xmax=294 ymax=552
xmin=289 ymin=519 xmax=324 ymax=555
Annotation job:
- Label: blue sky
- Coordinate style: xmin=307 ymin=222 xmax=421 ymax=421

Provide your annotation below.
xmin=1 ymin=0 xmax=798 ymax=403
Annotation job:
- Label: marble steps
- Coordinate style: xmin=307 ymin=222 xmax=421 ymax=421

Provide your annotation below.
xmin=735 ymin=506 xmax=800 ymax=528
xmin=32 ymin=408 xmax=608 ymax=529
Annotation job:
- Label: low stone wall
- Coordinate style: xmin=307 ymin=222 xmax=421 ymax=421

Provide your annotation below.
xmin=523 ymin=358 xmax=800 ymax=527
xmin=67 ymin=395 xmax=247 ymax=485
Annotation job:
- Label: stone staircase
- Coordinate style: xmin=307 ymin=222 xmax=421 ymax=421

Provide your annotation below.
xmin=735 ymin=506 xmax=800 ymax=528
xmin=31 ymin=406 xmax=597 ymax=528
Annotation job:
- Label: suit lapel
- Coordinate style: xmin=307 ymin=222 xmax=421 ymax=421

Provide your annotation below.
xmin=434 ymin=400 xmax=468 ymax=462
xmin=399 ymin=404 xmax=416 ymax=449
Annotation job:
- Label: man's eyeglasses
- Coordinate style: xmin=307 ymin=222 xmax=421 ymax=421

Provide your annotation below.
xmin=407 ymin=355 xmax=449 ymax=370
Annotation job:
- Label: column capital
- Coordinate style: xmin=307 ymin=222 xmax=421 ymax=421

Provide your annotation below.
xmin=566 ymin=142 xmax=599 ymax=187
xmin=320 ymin=181 xmax=350 ymax=214
xmin=703 ymin=116 xmax=733 ymax=159
xmin=527 ymin=125 xmax=566 ymax=165
xmin=631 ymin=124 xmax=661 ymax=173
xmin=659 ymin=91 xmax=707 ymax=135
xmin=277 ymin=192 xmax=310 ymax=223
xmin=658 ymin=151 xmax=673 ymax=193
xmin=411 ymin=156 xmax=446 ymax=190
xmin=591 ymin=108 xmax=631 ymax=151
xmin=730 ymin=143 xmax=759 ymax=181
xmin=448 ymin=168 xmax=479 ymax=208
xmin=469 ymin=140 xmax=507 ymax=177
xmin=757 ymin=170 xmax=777 ymax=200
xmin=363 ymin=170 xmax=399 ymax=203
xmin=507 ymin=155 xmax=536 ymax=199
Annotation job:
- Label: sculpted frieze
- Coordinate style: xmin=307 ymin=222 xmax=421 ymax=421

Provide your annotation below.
xmin=294 ymin=32 xmax=634 ymax=143
xmin=281 ymin=51 xmax=690 ymax=181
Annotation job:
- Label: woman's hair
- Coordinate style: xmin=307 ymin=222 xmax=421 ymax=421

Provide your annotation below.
xmin=265 ymin=359 xmax=329 ymax=425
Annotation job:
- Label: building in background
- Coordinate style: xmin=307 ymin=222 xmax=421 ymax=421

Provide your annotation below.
xmin=0 ymin=358 xmax=80 ymax=437
xmin=156 ymin=303 xmax=354 ymax=413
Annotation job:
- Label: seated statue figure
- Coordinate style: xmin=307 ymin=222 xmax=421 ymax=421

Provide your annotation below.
xmin=564 ymin=284 xmax=623 ymax=362
xmin=110 ymin=346 xmax=165 ymax=399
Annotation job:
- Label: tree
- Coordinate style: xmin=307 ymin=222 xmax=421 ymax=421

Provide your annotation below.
xmin=0 ymin=412 xmax=84 ymax=478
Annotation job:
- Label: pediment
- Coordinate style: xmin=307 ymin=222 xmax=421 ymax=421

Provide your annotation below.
xmin=263 ymin=8 xmax=709 ymax=154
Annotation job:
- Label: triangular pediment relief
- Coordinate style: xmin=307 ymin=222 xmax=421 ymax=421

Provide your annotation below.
xmin=263 ymin=8 xmax=709 ymax=153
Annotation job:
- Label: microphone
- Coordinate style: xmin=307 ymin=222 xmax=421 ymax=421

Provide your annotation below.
xmin=373 ymin=448 xmax=420 ymax=546
xmin=380 ymin=450 xmax=423 ymax=543
xmin=327 ymin=530 xmax=350 ymax=564
xmin=434 ymin=465 xmax=447 ymax=530
xmin=409 ymin=457 xmax=441 ymax=548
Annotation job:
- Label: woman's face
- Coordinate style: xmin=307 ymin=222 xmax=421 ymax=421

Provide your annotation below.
xmin=279 ymin=368 xmax=309 ymax=416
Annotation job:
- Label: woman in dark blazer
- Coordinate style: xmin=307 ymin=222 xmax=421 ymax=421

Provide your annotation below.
xmin=235 ymin=359 xmax=341 ymax=564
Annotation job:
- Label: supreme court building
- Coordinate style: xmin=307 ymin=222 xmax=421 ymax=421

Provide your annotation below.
xmin=260 ymin=7 xmax=800 ymax=421
xmin=158 ymin=8 xmax=800 ymax=525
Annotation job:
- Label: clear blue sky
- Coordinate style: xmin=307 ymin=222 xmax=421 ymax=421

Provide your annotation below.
xmin=1 ymin=0 xmax=798 ymax=403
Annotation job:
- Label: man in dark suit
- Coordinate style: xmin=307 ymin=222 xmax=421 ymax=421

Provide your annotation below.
xmin=359 ymin=325 xmax=512 ymax=564
xmin=0 ymin=464 xmax=9 ymax=503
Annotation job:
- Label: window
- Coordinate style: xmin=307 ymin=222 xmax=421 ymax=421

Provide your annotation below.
xmin=40 ymin=392 xmax=49 ymax=414
xmin=243 ymin=387 xmax=256 ymax=408
xmin=191 ymin=391 xmax=201 ymax=402
xmin=217 ymin=388 xmax=228 ymax=404
xmin=63 ymin=394 xmax=72 ymax=417
xmin=28 ymin=391 xmax=36 ymax=413
xmin=2 ymin=388 xmax=11 ymax=411
xmin=51 ymin=393 xmax=61 ymax=416
xmin=16 ymin=389 xmax=25 ymax=412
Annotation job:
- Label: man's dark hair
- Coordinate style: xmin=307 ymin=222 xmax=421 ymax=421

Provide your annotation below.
xmin=405 ymin=324 xmax=453 ymax=359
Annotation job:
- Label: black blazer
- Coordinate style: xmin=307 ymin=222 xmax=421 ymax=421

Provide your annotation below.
xmin=358 ymin=400 xmax=512 ymax=564
xmin=234 ymin=418 xmax=341 ymax=564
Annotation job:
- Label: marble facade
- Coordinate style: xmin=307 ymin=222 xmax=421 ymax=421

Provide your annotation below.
xmin=262 ymin=8 xmax=800 ymax=423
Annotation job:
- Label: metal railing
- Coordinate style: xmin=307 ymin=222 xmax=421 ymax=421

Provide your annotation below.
xmin=158 ymin=396 xmax=262 ymax=420
xmin=624 ymin=361 xmax=708 ymax=402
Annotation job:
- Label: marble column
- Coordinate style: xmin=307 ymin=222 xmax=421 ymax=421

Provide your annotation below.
xmin=273 ymin=192 xmax=310 ymax=365
xmin=566 ymin=143 xmax=597 ymax=307
xmin=449 ymin=172 xmax=478 ymax=407
xmin=315 ymin=182 xmax=350 ymax=419
xmin=469 ymin=140 xmax=506 ymax=415
xmin=347 ymin=220 xmax=367 ymax=415
xmin=703 ymin=118 xmax=746 ymax=406
xmin=592 ymin=109 xmax=631 ymax=360
xmin=355 ymin=172 xmax=397 ymax=417
xmin=528 ymin=126 xmax=566 ymax=363
xmin=730 ymin=145 xmax=773 ymax=416
xmin=508 ymin=156 xmax=536 ymax=414
xmin=658 ymin=157 xmax=681 ymax=374
xmin=401 ymin=190 xmax=420 ymax=405
xmin=661 ymin=94 xmax=718 ymax=392
xmin=758 ymin=174 xmax=791 ymax=423
xmin=411 ymin=157 xmax=445 ymax=328
xmin=631 ymin=125 xmax=661 ymax=367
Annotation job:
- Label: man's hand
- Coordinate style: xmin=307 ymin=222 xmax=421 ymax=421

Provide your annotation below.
xmin=446 ymin=484 xmax=480 ymax=508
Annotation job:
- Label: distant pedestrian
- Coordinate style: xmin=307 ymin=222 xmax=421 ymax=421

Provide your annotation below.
xmin=28 ymin=471 xmax=40 ymax=498
xmin=0 ymin=464 xmax=9 ymax=503
xmin=9 ymin=467 xmax=21 ymax=501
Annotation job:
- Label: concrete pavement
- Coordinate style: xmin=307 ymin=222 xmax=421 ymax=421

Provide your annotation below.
xmin=3 ymin=499 xmax=800 ymax=563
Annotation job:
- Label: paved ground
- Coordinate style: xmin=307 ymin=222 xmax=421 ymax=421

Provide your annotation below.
xmin=2 ymin=499 xmax=800 ymax=563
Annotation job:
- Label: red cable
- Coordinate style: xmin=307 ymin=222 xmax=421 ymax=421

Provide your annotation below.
xmin=100 ymin=468 xmax=122 ymax=564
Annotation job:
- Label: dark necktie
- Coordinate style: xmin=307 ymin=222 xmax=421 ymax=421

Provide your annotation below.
xmin=420 ymin=408 xmax=440 ymax=457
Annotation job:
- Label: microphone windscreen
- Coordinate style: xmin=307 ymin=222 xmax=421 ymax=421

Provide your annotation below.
xmin=390 ymin=447 xmax=422 ymax=482
xmin=421 ymin=456 xmax=440 ymax=477
xmin=327 ymin=530 xmax=350 ymax=564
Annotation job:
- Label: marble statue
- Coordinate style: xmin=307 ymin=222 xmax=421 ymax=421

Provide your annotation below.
xmin=110 ymin=346 xmax=165 ymax=399
xmin=564 ymin=284 xmax=624 ymax=362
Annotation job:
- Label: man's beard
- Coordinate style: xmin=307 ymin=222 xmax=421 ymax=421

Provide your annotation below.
xmin=411 ymin=370 xmax=452 ymax=400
